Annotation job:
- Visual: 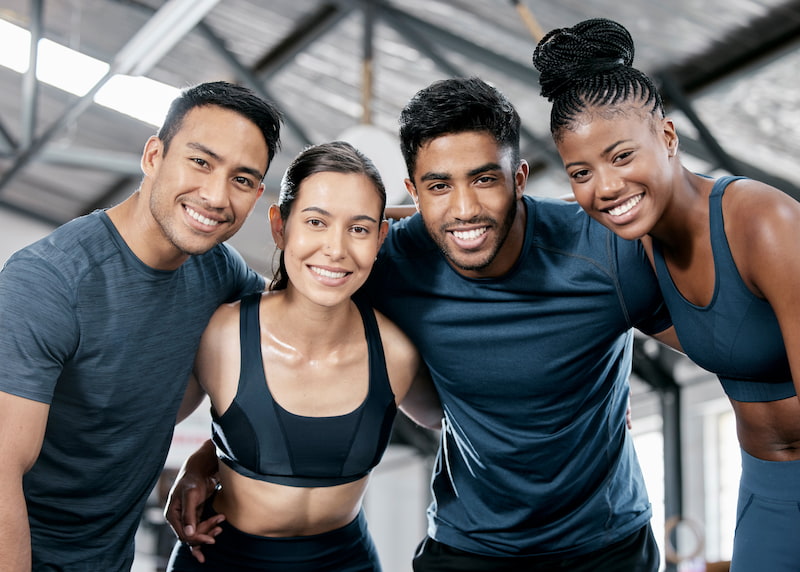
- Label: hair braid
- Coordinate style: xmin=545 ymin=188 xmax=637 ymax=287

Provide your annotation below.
xmin=532 ymin=18 xmax=663 ymax=140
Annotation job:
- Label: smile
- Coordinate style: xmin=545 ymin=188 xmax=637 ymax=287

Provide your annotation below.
xmin=605 ymin=194 xmax=642 ymax=217
xmin=185 ymin=205 xmax=220 ymax=226
xmin=311 ymin=266 xmax=348 ymax=279
xmin=451 ymin=227 xmax=487 ymax=240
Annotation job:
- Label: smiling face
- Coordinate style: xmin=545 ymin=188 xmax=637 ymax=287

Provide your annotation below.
xmin=270 ymin=171 xmax=388 ymax=308
xmin=405 ymin=131 xmax=528 ymax=279
xmin=555 ymin=106 xmax=678 ymax=241
xmin=142 ymin=105 xmax=269 ymax=265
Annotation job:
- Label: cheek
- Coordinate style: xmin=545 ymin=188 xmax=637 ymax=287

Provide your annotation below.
xmin=570 ymin=186 xmax=594 ymax=211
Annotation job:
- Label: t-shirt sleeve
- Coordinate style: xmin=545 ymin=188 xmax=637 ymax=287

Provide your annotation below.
xmin=0 ymin=253 xmax=79 ymax=403
xmin=219 ymin=243 xmax=265 ymax=301
xmin=612 ymin=235 xmax=673 ymax=336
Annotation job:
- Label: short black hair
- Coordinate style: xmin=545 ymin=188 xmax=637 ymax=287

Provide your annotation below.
xmin=399 ymin=77 xmax=521 ymax=178
xmin=157 ymin=81 xmax=283 ymax=175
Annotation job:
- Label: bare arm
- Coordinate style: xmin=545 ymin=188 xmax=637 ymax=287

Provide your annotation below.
xmin=384 ymin=205 xmax=416 ymax=220
xmin=176 ymin=374 xmax=207 ymax=424
xmin=399 ymin=362 xmax=442 ymax=430
xmin=0 ymin=392 xmax=49 ymax=571
xmin=649 ymin=325 xmax=683 ymax=353
xmin=732 ymin=181 xmax=800 ymax=400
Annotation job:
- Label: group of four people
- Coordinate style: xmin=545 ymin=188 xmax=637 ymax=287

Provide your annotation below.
xmin=0 ymin=17 xmax=797 ymax=572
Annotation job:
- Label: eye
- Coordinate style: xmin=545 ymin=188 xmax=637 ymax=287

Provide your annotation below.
xmin=613 ymin=150 xmax=634 ymax=164
xmin=350 ymin=224 xmax=370 ymax=235
xmin=191 ymin=157 xmax=209 ymax=168
xmin=427 ymin=182 xmax=449 ymax=193
xmin=475 ymin=175 xmax=497 ymax=185
xmin=570 ymin=168 xmax=591 ymax=182
xmin=307 ymin=218 xmax=325 ymax=228
xmin=233 ymin=175 xmax=256 ymax=189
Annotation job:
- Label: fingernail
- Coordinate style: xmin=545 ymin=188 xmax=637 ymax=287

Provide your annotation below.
xmin=185 ymin=525 xmax=195 ymax=535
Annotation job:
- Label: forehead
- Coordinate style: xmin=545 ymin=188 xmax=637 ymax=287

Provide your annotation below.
xmin=414 ymin=131 xmax=512 ymax=177
xmin=292 ymin=171 xmax=383 ymax=215
xmin=172 ymin=106 xmax=270 ymax=169
xmin=557 ymin=110 xmax=657 ymax=151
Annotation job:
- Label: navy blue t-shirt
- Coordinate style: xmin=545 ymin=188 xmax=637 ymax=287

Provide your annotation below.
xmin=364 ymin=195 xmax=670 ymax=557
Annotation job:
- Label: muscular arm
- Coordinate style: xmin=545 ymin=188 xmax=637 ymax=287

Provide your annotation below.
xmin=384 ymin=205 xmax=416 ymax=220
xmin=176 ymin=374 xmax=207 ymax=424
xmin=399 ymin=362 xmax=442 ymax=430
xmin=0 ymin=392 xmax=49 ymax=571
xmin=374 ymin=310 xmax=442 ymax=430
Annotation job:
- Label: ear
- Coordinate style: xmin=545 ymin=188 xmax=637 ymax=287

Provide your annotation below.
xmin=514 ymin=160 xmax=529 ymax=199
xmin=663 ymin=118 xmax=679 ymax=157
xmin=377 ymin=219 xmax=389 ymax=251
xmin=268 ymin=204 xmax=285 ymax=249
xmin=404 ymin=178 xmax=420 ymax=212
xmin=140 ymin=136 xmax=163 ymax=176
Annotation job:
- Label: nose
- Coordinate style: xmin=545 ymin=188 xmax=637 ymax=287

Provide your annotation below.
xmin=323 ymin=229 xmax=346 ymax=261
xmin=450 ymin=185 xmax=481 ymax=221
xmin=595 ymin=168 xmax=624 ymax=200
xmin=199 ymin=174 xmax=231 ymax=209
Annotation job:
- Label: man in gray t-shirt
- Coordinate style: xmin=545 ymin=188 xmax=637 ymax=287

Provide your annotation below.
xmin=0 ymin=81 xmax=281 ymax=571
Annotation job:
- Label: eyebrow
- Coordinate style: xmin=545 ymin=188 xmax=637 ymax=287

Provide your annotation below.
xmin=564 ymin=140 xmax=628 ymax=170
xmin=300 ymin=206 xmax=379 ymax=224
xmin=187 ymin=141 xmax=266 ymax=180
xmin=419 ymin=162 xmax=503 ymax=182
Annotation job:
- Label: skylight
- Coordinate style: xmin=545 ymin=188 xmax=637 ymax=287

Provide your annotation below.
xmin=0 ymin=17 xmax=179 ymax=126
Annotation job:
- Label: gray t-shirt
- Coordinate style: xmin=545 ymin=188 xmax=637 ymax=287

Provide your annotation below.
xmin=0 ymin=210 xmax=263 ymax=571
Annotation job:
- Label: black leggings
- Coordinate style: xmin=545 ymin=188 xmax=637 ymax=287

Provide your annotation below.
xmin=167 ymin=508 xmax=381 ymax=572
xmin=412 ymin=524 xmax=660 ymax=572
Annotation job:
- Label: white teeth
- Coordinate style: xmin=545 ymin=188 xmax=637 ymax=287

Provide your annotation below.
xmin=452 ymin=227 xmax=487 ymax=240
xmin=186 ymin=206 xmax=219 ymax=226
xmin=607 ymin=194 xmax=642 ymax=217
xmin=312 ymin=267 xmax=347 ymax=279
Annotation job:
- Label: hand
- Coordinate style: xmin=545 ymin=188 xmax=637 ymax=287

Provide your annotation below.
xmin=164 ymin=472 xmax=224 ymax=563
xmin=164 ymin=440 xmax=225 ymax=562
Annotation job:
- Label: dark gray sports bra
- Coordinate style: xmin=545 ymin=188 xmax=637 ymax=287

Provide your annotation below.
xmin=212 ymin=292 xmax=397 ymax=487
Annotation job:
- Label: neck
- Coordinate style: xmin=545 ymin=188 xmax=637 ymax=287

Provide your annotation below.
xmin=106 ymin=191 xmax=189 ymax=271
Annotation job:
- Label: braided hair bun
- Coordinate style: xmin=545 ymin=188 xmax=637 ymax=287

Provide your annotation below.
xmin=532 ymin=18 xmax=662 ymax=136
xmin=533 ymin=18 xmax=634 ymax=101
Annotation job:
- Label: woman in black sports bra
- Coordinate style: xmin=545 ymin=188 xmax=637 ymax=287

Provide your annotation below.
xmin=165 ymin=141 xmax=441 ymax=571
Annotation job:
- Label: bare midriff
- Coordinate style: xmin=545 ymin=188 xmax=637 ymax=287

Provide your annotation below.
xmin=212 ymin=462 xmax=369 ymax=537
xmin=730 ymin=396 xmax=800 ymax=461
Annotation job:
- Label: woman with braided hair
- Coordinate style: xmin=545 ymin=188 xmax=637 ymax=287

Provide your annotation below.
xmin=533 ymin=17 xmax=800 ymax=571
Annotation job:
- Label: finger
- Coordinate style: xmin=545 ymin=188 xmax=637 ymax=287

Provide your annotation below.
xmin=191 ymin=516 xmax=225 ymax=544
xmin=190 ymin=545 xmax=206 ymax=564
xmin=181 ymin=488 xmax=202 ymax=537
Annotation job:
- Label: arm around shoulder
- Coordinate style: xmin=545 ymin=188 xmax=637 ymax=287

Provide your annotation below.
xmin=375 ymin=311 xmax=442 ymax=430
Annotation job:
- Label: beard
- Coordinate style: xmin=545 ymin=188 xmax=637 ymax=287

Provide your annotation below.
xmin=421 ymin=199 xmax=518 ymax=273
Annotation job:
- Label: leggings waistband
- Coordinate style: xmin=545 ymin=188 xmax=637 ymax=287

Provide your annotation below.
xmin=740 ymin=449 xmax=800 ymax=500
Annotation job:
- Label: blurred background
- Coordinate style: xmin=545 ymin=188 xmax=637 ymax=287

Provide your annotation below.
xmin=1 ymin=1 xmax=799 ymax=570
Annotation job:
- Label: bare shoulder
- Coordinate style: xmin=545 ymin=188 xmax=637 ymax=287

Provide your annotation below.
xmin=725 ymin=179 xmax=800 ymax=243
xmin=724 ymin=178 xmax=800 ymax=289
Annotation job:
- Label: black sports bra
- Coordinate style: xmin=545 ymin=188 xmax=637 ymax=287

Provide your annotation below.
xmin=212 ymin=292 xmax=397 ymax=487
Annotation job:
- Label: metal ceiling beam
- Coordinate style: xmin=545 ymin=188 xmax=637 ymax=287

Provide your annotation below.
xmin=0 ymin=0 xmax=219 ymax=196
xmin=378 ymin=4 xmax=563 ymax=169
xmin=662 ymin=0 xmax=800 ymax=95
xmin=197 ymin=21 xmax=313 ymax=147
xmin=39 ymin=147 xmax=141 ymax=176
xmin=21 ymin=0 xmax=43 ymax=149
xmin=252 ymin=3 xmax=353 ymax=78
xmin=379 ymin=2 xmax=536 ymax=81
